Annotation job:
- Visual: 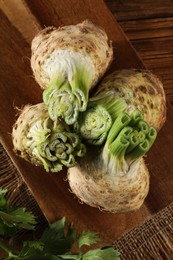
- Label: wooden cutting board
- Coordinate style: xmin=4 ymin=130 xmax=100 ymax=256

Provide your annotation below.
xmin=0 ymin=0 xmax=173 ymax=243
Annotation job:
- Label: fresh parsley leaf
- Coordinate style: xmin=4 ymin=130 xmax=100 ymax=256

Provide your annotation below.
xmin=15 ymin=240 xmax=66 ymax=260
xmin=82 ymin=246 xmax=120 ymax=260
xmin=0 ymin=188 xmax=36 ymax=238
xmin=78 ymin=231 xmax=100 ymax=248
xmin=17 ymin=241 xmax=44 ymax=259
xmin=22 ymin=240 xmax=44 ymax=253
xmin=40 ymin=217 xmax=76 ymax=255
xmin=0 ymin=208 xmax=36 ymax=229
xmin=0 ymin=189 xmax=120 ymax=260
xmin=0 ymin=207 xmax=36 ymax=238
xmin=0 ymin=218 xmax=17 ymax=236
xmin=18 ymin=242 xmax=80 ymax=260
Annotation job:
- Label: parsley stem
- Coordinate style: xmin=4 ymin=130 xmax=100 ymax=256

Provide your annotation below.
xmin=0 ymin=239 xmax=18 ymax=258
xmin=57 ymin=254 xmax=82 ymax=259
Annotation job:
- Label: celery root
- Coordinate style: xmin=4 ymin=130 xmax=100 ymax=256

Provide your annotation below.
xmin=12 ymin=103 xmax=86 ymax=172
xmin=68 ymin=109 xmax=157 ymax=212
xmin=95 ymin=69 xmax=166 ymax=130
xmin=68 ymin=154 xmax=149 ymax=213
xmin=31 ymin=20 xmax=113 ymax=125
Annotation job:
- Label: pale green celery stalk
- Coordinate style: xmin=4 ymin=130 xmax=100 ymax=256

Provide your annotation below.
xmin=108 ymin=128 xmax=131 ymax=174
xmin=69 ymin=65 xmax=91 ymax=111
xmin=146 ymin=126 xmax=157 ymax=146
xmin=106 ymin=112 xmax=131 ymax=145
xmin=136 ymin=120 xmax=149 ymax=135
xmin=125 ymin=126 xmax=157 ymax=164
xmin=102 ymin=112 xmax=131 ymax=167
xmin=89 ymin=91 xmax=127 ymax=121
xmin=125 ymin=140 xmax=150 ymax=164
xmin=75 ymin=91 xmax=127 ymax=145
xmin=43 ymin=65 xmax=91 ymax=125
xmin=129 ymin=109 xmax=143 ymax=126
xmin=110 ymin=126 xmax=133 ymax=153
xmin=102 ymin=109 xmax=157 ymax=175
xmin=126 ymin=131 xmax=145 ymax=154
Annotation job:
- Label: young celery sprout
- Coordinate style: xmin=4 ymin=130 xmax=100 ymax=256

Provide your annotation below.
xmin=12 ymin=103 xmax=86 ymax=173
xmin=74 ymin=91 xmax=127 ymax=145
xmin=31 ymin=20 xmax=113 ymax=125
xmin=68 ymin=109 xmax=157 ymax=213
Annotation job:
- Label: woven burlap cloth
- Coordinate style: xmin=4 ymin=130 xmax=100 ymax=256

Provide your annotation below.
xmin=0 ymin=144 xmax=173 ymax=259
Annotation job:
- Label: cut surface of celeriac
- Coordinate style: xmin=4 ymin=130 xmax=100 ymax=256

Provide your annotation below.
xmin=12 ymin=103 xmax=86 ymax=173
xmin=31 ymin=20 xmax=113 ymax=124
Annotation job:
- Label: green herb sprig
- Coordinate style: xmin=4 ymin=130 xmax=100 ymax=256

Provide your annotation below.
xmin=0 ymin=189 xmax=120 ymax=260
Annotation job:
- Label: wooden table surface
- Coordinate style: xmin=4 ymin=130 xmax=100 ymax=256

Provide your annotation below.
xmin=0 ymin=0 xmax=173 ymax=243
xmin=106 ymin=0 xmax=173 ymax=104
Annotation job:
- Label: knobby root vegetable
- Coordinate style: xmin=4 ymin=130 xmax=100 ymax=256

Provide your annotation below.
xmin=67 ymin=69 xmax=166 ymax=212
xmin=94 ymin=69 xmax=166 ymax=130
xmin=68 ymin=151 xmax=149 ymax=213
xmin=31 ymin=20 xmax=113 ymax=125
xmin=12 ymin=103 xmax=86 ymax=172
xmin=68 ymin=108 xmax=156 ymax=212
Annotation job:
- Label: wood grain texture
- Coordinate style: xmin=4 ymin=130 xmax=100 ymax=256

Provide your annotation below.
xmin=118 ymin=17 xmax=173 ymax=40
xmin=0 ymin=0 xmax=41 ymax=43
xmin=105 ymin=0 xmax=173 ymax=103
xmin=0 ymin=0 xmax=173 ymax=243
xmin=106 ymin=0 xmax=173 ymax=21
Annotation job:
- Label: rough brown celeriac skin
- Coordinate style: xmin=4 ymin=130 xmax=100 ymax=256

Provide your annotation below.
xmin=31 ymin=20 xmax=113 ymax=89
xmin=68 ymin=153 xmax=149 ymax=213
xmin=95 ymin=69 xmax=166 ymax=131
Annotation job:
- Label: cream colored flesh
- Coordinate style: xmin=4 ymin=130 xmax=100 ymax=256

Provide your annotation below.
xmin=42 ymin=50 xmax=94 ymax=87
